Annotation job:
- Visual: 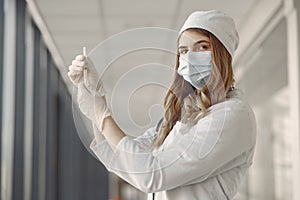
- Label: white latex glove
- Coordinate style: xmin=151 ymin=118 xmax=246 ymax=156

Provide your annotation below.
xmin=92 ymin=119 xmax=106 ymax=143
xmin=68 ymin=55 xmax=101 ymax=93
xmin=68 ymin=55 xmax=111 ymax=132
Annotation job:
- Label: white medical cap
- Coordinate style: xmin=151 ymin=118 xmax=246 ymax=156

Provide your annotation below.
xmin=179 ymin=10 xmax=239 ymax=57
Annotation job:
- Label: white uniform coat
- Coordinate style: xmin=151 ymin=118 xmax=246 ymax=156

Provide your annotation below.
xmin=90 ymin=88 xmax=257 ymax=200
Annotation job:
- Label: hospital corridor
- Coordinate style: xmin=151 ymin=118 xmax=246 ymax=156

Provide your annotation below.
xmin=1 ymin=0 xmax=300 ymax=199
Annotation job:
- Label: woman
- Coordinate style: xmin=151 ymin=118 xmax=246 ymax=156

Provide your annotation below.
xmin=68 ymin=10 xmax=256 ymax=200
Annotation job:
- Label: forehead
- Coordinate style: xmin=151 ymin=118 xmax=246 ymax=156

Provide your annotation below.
xmin=178 ymin=29 xmax=210 ymax=46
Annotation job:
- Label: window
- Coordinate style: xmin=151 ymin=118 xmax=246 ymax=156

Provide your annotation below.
xmin=235 ymin=18 xmax=292 ymax=200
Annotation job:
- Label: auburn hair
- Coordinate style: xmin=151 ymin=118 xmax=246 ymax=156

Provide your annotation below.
xmin=150 ymin=28 xmax=235 ymax=150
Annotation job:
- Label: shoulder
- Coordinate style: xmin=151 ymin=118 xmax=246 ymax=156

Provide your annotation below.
xmin=208 ymin=88 xmax=256 ymax=123
xmin=198 ymin=89 xmax=257 ymax=145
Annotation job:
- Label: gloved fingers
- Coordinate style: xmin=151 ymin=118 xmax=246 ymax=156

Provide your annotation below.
xmin=69 ymin=64 xmax=84 ymax=71
xmin=72 ymin=60 xmax=85 ymax=67
xmin=75 ymin=55 xmax=85 ymax=61
xmin=68 ymin=71 xmax=82 ymax=85
xmin=68 ymin=65 xmax=83 ymax=84
xmin=68 ymin=70 xmax=82 ymax=78
xmin=74 ymin=55 xmax=96 ymax=69
xmin=68 ymin=69 xmax=82 ymax=77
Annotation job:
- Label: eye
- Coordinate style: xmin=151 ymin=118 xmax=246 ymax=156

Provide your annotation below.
xmin=179 ymin=49 xmax=188 ymax=54
xmin=199 ymin=45 xmax=209 ymax=51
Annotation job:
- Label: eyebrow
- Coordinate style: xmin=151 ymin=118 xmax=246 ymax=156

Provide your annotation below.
xmin=178 ymin=40 xmax=210 ymax=49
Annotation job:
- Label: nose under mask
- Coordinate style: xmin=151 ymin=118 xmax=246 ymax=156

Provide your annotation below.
xmin=177 ymin=51 xmax=212 ymax=90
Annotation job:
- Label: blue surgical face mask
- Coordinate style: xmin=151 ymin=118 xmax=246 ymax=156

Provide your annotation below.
xmin=177 ymin=51 xmax=212 ymax=90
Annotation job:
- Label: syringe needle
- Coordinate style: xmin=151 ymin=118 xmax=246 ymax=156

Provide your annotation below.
xmin=83 ymin=46 xmax=87 ymax=57
xmin=83 ymin=46 xmax=87 ymax=69
xmin=82 ymin=46 xmax=89 ymax=87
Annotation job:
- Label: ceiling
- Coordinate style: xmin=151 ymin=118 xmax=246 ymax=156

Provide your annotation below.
xmin=35 ymin=0 xmax=259 ymax=136
xmin=35 ymin=0 xmax=258 ymax=64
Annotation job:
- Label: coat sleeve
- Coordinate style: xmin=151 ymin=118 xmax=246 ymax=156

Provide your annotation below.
xmin=90 ymin=99 xmax=256 ymax=193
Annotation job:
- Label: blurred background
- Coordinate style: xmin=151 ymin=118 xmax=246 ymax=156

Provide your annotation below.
xmin=1 ymin=0 xmax=300 ymax=199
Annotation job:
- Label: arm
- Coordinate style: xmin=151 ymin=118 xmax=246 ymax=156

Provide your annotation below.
xmin=90 ymin=99 xmax=256 ymax=193
xmin=101 ymin=116 xmax=126 ymax=146
xmin=101 ymin=117 xmax=159 ymax=148
xmin=68 ymin=53 xmax=158 ymax=149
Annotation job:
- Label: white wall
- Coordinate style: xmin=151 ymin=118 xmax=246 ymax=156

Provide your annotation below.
xmin=234 ymin=0 xmax=300 ymax=199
